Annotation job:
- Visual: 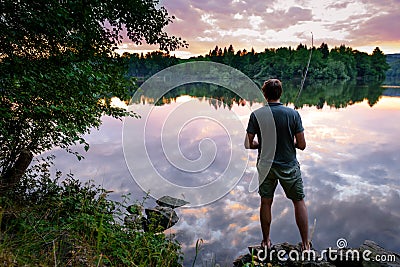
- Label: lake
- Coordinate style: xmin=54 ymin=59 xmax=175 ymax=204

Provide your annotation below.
xmin=47 ymin=78 xmax=400 ymax=266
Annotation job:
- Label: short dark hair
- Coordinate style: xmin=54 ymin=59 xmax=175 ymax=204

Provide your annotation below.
xmin=262 ymin=79 xmax=282 ymax=100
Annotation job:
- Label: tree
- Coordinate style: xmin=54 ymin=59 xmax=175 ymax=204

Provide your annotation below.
xmin=0 ymin=0 xmax=187 ymax=190
xmin=370 ymin=47 xmax=390 ymax=79
xmin=210 ymin=46 xmax=219 ymax=57
xmin=223 ymin=44 xmax=235 ymax=66
xmin=354 ymin=50 xmax=373 ymax=78
xmin=217 ymin=47 xmax=223 ymax=57
xmin=223 ymin=47 xmax=228 ymax=56
xmin=318 ymin=43 xmax=329 ymax=59
xmin=228 ymin=44 xmax=235 ymax=55
xmin=329 ymin=45 xmax=356 ymax=78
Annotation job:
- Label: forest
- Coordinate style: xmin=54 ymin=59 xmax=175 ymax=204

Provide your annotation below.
xmin=122 ymin=43 xmax=391 ymax=82
xmin=386 ymin=53 xmax=400 ymax=81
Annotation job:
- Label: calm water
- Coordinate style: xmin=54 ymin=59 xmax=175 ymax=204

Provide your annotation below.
xmin=46 ymin=80 xmax=400 ymax=266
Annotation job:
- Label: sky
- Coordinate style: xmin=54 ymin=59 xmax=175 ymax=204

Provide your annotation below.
xmin=117 ymin=0 xmax=400 ymax=58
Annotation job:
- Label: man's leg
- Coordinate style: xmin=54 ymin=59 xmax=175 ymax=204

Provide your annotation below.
xmin=292 ymin=199 xmax=309 ymax=250
xmin=260 ymin=197 xmax=273 ymax=248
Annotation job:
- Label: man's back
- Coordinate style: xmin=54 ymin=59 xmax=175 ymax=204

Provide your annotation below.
xmin=248 ymin=103 xmax=304 ymax=168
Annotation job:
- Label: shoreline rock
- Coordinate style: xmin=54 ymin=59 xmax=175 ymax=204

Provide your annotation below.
xmin=156 ymin=195 xmax=189 ymax=209
xmin=124 ymin=195 xmax=189 ymax=232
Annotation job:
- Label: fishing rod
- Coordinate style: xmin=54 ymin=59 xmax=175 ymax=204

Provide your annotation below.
xmin=309 ymin=218 xmax=317 ymax=249
xmin=294 ymin=32 xmax=313 ymax=106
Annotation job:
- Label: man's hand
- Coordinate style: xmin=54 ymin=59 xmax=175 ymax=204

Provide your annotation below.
xmin=245 ymin=133 xmax=259 ymax=149
xmin=294 ymin=131 xmax=306 ymax=150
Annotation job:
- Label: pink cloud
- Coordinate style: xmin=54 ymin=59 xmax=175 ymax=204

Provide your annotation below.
xmin=325 ymin=14 xmax=368 ymax=32
xmin=119 ymin=0 xmax=399 ymax=56
xmin=349 ymin=12 xmax=400 ymax=44
xmin=262 ymin=6 xmax=313 ymax=30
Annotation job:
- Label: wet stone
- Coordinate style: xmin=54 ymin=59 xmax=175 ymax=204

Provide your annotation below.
xmin=156 ymin=195 xmax=189 ymax=209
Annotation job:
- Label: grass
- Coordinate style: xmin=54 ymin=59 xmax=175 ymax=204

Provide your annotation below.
xmin=0 ymin=157 xmax=183 ymax=266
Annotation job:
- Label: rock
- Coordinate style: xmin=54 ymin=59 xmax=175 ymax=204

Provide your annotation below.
xmin=124 ymin=204 xmax=146 ymax=231
xmin=156 ymin=195 xmax=189 ymax=209
xmin=326 ymin=240 xmax=400 ymax=267
xmin=124 ymin=196 xmax=187 ymax=232
xmin=359 ymin=240 xmax=400 ymax=267
xmin=145 ymin=206 xmax=179 ymax=231
xmin=233 ymin=254 xmax=253 ymax=267
xmin=124 ymin=196 xmax=187 ymax=233
xmin=235 ymin=242 xmax=334 ymax=267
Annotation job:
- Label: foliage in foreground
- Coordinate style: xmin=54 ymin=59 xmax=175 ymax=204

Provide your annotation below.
xmin=0 ymin=0 xmax=186 ymax=193
xmin=0 ymin=158 xmax=182 ymax=266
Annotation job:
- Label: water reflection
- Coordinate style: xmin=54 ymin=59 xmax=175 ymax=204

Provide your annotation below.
xmin=46 ymin=83 xmax=400 ymax=266
xmin=175 ymin=95 xmax=400 ymax=265
xmin=134 ymin=79 xmax=386 ymax=110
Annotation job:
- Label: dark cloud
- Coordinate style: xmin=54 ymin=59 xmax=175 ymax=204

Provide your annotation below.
xmin=163 ymin=1 xmax=209 ymax=37
xmin=327 ymin=2 xmax=351 ymax=9
xmin=260 ymin=6 xmax=313 ymax=31
xmin=286 ymin=6 xmax=313 ymax=21
xmin=190 ymin=0 xmax=239 ymax=15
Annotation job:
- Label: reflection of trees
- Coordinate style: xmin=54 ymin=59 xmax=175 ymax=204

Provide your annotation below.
xmin=136 ymin=79 xmax=386 ymax=109
xmin=131 ymin=61 xmax=265 ymax=109
xmin=152 ymin=83 xmax=256 ymax=110
xmin=284 ymin=79 xmax=385 ymax=108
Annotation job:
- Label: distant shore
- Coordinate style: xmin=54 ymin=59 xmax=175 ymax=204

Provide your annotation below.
xmin=381 ymin=85 xmax=400 ymax=88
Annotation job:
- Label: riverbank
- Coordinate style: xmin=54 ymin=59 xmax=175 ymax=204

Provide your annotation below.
xmin=0 ymin=162 xmax=183 ymax=266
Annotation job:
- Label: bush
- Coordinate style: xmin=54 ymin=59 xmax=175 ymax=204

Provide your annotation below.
xmin=0 ymin=157 xmax=183 ymax=266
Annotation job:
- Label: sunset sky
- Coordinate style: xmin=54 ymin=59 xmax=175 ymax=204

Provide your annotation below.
xmin=118 ymin=0 xmax=400 ymax=58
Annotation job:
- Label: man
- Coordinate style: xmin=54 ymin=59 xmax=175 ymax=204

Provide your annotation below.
xmin=245 ymin=79 xmax=309 ymax=251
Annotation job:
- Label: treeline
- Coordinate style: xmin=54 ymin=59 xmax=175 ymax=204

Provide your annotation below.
xmin=122 ymin=43 xmax=390 ymax=81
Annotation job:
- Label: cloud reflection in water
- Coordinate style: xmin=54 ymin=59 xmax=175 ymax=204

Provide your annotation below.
xmin=46 ymin=95 xmax=400 ymax=266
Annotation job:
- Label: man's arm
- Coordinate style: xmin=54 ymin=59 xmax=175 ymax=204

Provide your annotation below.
xmin=294 ymin=131 xmax=306 ymax=150
xmin=244 ymin=132 xmax=259 ymax=149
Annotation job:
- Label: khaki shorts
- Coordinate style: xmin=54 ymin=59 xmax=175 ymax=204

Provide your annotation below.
xmin=258 ymin=163 xmax=305 ymax=201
